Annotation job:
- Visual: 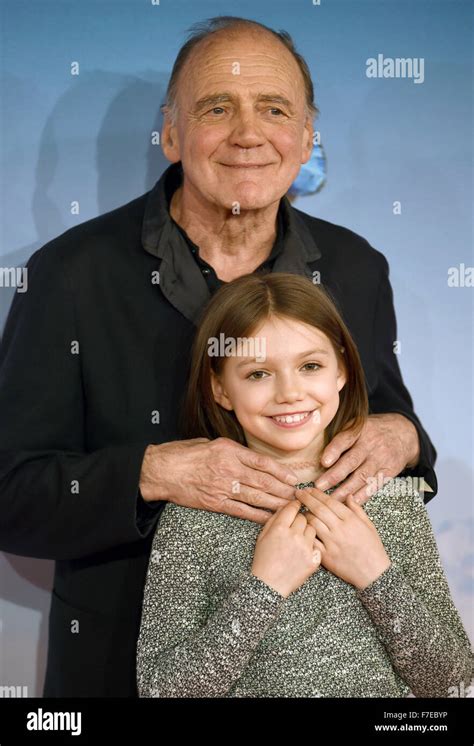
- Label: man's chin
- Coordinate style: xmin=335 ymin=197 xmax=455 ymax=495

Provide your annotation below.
xmin=216 ymin=191 xmax=283 ymax=212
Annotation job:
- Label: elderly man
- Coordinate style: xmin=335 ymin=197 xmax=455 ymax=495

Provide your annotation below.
xmin=0 ymin=16 xmax=436 ymax=697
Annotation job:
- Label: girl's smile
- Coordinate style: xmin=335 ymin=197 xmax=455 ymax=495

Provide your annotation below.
xmin=267 ymin=408 xmax=319 ymax=428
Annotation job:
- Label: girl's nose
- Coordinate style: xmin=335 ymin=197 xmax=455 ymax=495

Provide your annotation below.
xmin=274 ymin=376 xmax=305 ymax=404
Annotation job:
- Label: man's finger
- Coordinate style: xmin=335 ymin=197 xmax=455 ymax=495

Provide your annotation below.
xmin=237 ymin=465 xmax=297 ymax=500
xmin=315 ymin=448 xmax=366 ymax=491
xmin=219 ymin=498 xmax=274 ymax=525
xmin=233 ymin=485 xmax=292 ymax=513
xmin=238 ymin=447 xmax=300 ymax=488
xmin=351 ymin=471 xmax=394 ymax=504
xmin=329 ymin=461 xmax=391 ymax=501
xmin=319 ymin=424 xmax=359 ymax=469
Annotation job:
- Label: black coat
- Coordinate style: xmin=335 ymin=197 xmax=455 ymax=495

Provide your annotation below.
xmin=0 ymin=163 xmax=437 ymax=697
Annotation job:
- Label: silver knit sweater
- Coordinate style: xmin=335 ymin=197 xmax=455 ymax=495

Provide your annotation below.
xmin=136 ymin=478 xmax=473 ymax=698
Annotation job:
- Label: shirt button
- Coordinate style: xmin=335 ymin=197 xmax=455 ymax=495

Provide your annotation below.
xmin=202 ymin=268 xmax=211 ymax=276
xmin=191 ymin=247 xmax=196 ymax=254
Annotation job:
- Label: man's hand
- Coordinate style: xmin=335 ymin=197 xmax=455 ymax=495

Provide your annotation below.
xmin=139 ymin=437 xmax=299 ymax=525
xmin=314 ymin=413 xmax=420 ymax=504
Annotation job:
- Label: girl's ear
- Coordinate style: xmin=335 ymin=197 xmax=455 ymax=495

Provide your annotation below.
xmin=336 ymin=363 xmax=347 ymax=393
xmin=210 ymin=371 xmax=234 ymax=411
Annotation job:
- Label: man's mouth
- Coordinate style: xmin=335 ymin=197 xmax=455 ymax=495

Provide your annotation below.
xmin=267 ymin=410 xmax=317 ymax=428
xmin=220 ymin=163 xmax=270 ymax=169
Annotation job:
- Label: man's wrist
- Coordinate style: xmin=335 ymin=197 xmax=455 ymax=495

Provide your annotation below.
xmin=394 ymin=414 xmax=420 ymax=469
xmin=139 ymin=443 xmax=170 ymax=503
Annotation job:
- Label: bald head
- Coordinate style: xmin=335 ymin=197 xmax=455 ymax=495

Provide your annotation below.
xmin=163 ymin=17 xmax=318 ymax=125
xmin=161 ymin=17 xmax=315 ymax=213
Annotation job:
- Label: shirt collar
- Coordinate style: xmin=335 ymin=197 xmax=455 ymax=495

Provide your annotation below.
xmin=141 ymin=161 xmax=322 ymax=324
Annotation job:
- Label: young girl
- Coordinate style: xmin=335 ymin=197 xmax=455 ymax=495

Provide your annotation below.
xmin=136 ymin=272 xmax=473 ymax=698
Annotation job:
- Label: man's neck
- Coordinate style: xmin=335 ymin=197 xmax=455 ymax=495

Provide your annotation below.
xmin=169 ymin=181 xmax=280 ymax=282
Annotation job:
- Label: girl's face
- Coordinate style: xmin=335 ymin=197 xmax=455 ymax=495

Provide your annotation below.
xmin=211 ymin=316 xmax=346 ymax=459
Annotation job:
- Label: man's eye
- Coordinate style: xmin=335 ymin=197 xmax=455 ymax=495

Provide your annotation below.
xmin=209 ymin=107 xmax=225 ymax=115
xmin=269 ymin=108 xmax=284 ymax=116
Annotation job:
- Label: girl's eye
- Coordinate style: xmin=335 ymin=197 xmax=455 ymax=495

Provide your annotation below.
xmin=247 ymin=370 xmax=268 ymax=381
xmin=302 ymin=362 xmax=321 ymax=372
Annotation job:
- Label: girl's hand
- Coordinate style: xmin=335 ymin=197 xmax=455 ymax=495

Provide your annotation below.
xmin=297 ymin=488 xmax=392 ymax=590
xmin=251 ymin=499 xmax=321 ymax=598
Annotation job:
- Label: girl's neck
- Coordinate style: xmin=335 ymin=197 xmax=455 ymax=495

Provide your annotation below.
xmin=281 ymin=461 xmax=325 ymax=485
xmin=244 ymin=432 xmax=326 ymax=485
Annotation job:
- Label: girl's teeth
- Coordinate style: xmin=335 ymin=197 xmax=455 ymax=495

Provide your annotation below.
xmin=273 ymin=412 xmax=309 ymax=424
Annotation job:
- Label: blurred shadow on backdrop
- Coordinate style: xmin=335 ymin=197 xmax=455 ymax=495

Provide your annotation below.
xmin=0 ymin=70 xmax=170 ymax=694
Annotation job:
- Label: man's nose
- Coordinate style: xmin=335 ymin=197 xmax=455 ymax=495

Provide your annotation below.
xmin=228 ymin=111 xmax=266 ymax=149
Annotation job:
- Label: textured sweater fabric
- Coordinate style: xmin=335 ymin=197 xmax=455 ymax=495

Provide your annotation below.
xmin=137 ymin=478 xmax=473 ymax=698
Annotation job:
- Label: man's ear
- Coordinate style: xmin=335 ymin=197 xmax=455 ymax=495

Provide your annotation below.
xmin=210 ymin=371 xmax=233 ymax=411
xmin=161 ymin=114 xmax=181 ymax=163
xmin=301 ymin=115 xmax=314 ymax=165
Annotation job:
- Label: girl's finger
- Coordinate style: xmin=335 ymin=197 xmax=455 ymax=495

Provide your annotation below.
xmin=272 ymin=497 xmax=304 ymax=528
xmin=345 ymin=494 xmax=374 ymax=527
xmin=291 ymin=512 xmax=309 ymax=533
xmin=298 ymin=493 xmax=340 ymax=531
xmin=302 ymin=490 xmax=352 ymax=520
xmin=313 ymin=537 xmax=325 ymax=553
xmin=305 ymin=514 xmax=331 ymax=540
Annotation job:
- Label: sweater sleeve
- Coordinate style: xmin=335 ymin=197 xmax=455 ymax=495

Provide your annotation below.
xmin=356 ymin=488 xmax=473 ymax=697
xmin=0 ymin=243 xmax=159 ymax=560
xmin=136 ymin=505 xmax=286 ymax=698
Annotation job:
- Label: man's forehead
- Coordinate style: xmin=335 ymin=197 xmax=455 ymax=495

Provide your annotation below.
xmin=183 ymin=55 xmax=304 ymax=105
xmin=186 ymin=32 xmax=300 ymax=80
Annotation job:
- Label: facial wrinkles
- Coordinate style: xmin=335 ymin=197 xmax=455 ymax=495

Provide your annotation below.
xmin=182 ymin=48 xmax=305 ymax=121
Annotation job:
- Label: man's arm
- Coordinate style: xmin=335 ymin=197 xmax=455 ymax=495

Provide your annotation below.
xmin=0 ymin=244 xmax=159 ymax=561
xmin=367 ymin=255 xmax=437 ymax=494
xmin=317 ymin=252 xmax=437 ymax=503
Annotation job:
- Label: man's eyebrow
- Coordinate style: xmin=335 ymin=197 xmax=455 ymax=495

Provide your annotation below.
xmin=194 ymin=93 xmax=233 ymax=110
xmin=193 ymin=92 xmax=294 ymax=112
xmin=236 ymin=348 xmax=330 ymax=368
xmin=257 ymin=94 xmax=294 ymax=109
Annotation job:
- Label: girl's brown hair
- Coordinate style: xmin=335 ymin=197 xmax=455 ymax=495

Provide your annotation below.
xmin=179 ymin=272 xmax=368 ymax=448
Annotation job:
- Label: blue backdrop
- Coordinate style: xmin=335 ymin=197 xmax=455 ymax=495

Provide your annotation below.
xmin=0 ymin=0 xmax=472 ymax=695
